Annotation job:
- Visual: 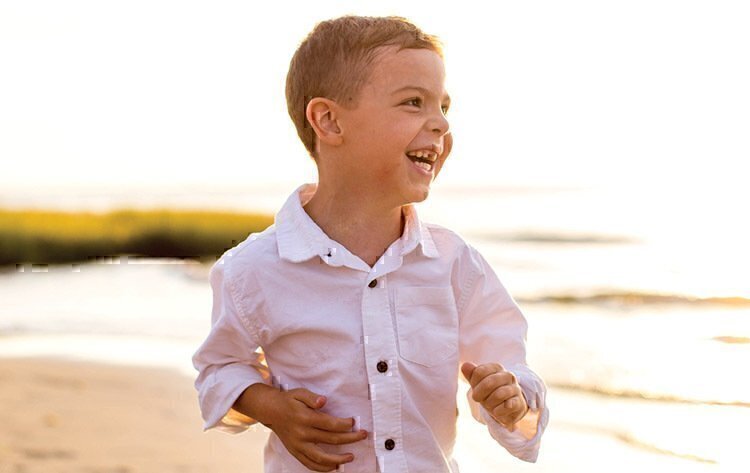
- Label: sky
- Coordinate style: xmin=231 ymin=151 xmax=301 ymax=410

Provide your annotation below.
xmin=1 ymin=0 xmax=748 ymax=194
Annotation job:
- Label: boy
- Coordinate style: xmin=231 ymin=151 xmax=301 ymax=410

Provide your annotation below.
xmin=193 ymin=15 xmax=549 ymax=472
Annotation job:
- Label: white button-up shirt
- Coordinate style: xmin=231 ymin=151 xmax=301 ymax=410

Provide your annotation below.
xmin=192 ymin=182 xmax=549 ymax=472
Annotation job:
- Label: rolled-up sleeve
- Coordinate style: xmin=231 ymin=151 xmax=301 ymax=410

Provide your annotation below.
xmin=456 ymin=243 xmax=550 ymax=463
xmin=192 ymin=256 xmax=272 ymax=434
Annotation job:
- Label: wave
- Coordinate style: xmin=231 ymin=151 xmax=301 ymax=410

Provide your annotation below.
xmin=469 ymin=230 xmax=637 ymax=245
xmin=556 ymin=420 xmax=718 ymax=464
xmin=517 ymin=291 xmax=750 ymax=307
xmin=712 ymin=336 xmax=750 ymax=344
xmin=550 ymin=381 xmax=750 ymax=408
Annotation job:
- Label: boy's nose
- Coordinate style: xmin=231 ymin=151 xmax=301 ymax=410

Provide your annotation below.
xmin=428 ymin=112 xmax=450 ymax=137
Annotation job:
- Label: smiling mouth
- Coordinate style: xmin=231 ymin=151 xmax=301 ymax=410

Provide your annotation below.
xmin=405 ymin=153 xmax=435 ymax=172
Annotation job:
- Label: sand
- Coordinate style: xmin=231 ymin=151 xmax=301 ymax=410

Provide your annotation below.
xmin=1 ymin=356 xmax=727 ymax=473
xmin=0 ymin=357 xmax=269 ymax=473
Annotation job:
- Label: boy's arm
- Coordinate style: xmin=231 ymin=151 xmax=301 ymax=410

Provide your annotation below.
xmin=456 ymin=243 xmax=550 ymax=463
xmin=192 ymin=258 xmax=272 ymax=434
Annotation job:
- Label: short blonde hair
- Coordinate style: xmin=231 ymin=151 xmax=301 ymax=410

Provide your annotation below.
xmin=285 ymin=15 xmax=444 ymax=160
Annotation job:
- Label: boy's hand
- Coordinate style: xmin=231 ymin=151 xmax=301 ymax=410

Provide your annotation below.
xmin=237 ymin=385 xmax=367 ymax=472
xmin=461 ymin=361 xmax=529 ymax=432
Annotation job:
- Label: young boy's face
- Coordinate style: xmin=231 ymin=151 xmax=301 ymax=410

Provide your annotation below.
xmin=332 ymin=45 xmax=451 ymax=204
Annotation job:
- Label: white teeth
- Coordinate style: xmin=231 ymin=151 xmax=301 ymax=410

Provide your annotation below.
xmin=413 ymin=160 xmax=432 ymax=171
xmin=406 ymin=150 xmax=436 ymax=161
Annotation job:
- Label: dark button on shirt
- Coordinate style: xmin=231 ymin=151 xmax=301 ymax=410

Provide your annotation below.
xmin=384 ymin=438 xmax=395 ymax=450
xmin=368 ymin=279 xmax=377 ymax=288
xmin=377 ymin=361 xmax=388 ymax=373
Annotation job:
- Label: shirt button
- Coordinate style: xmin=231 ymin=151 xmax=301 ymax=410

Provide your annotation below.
xmin=384 ymin=438 xmax=395 ymax=450
xmin=368 ymin=279 xmax=377 ymax=288
xmin=377 ymin=361 xmax=388 ymax=373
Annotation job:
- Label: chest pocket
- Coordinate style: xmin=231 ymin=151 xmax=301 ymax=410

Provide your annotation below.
xmin=394 ymin=286 xmax=459 ymax=367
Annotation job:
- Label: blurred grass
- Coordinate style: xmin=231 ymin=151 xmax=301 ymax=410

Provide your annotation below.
xmin=0 ymin=208 xmax=274 ymax=267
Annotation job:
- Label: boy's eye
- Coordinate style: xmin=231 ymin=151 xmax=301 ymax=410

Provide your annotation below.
xmin=404 ymin=97 xmax=449 ymax=115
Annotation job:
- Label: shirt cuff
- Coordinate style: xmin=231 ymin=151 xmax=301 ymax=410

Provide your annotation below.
xmin=199 ymin=363 xmax=270 ymax=434
xmin=480 ymin=401 xmax=549 ymax=462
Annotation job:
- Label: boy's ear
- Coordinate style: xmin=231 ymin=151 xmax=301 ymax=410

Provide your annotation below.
xmin=306 ymin=98 xmax=343 ymax=148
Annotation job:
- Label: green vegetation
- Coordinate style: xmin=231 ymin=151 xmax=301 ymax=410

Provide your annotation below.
xmin=0 ymin=208 xmax=274 ymax=267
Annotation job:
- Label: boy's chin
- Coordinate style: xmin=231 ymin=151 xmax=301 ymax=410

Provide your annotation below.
xmin=405 ymin=186 xmax=430 ymax=204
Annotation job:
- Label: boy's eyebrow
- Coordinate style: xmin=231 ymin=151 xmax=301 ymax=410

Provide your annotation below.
xmin=392 ymin=85 xmax=451 ymax=105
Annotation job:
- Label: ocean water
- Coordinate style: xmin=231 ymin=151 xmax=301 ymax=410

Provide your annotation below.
xmin=1 ymin=183 xmax=748 ymax=471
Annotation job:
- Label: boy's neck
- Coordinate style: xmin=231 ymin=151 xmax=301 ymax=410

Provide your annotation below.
xmin=302 ymin=183 xmax=406 ymax=268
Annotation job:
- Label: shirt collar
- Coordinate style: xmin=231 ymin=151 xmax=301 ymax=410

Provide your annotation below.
xmin=275 ymin=182 xmax=439 ymax=264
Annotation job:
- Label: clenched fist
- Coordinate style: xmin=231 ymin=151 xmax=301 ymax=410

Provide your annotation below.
xmin=461 ymin=361 xmax=529 ymax=432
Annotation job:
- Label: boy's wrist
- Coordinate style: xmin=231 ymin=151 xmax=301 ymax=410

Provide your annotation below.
xmin=233 ymin=382 xmax=280 ymax=426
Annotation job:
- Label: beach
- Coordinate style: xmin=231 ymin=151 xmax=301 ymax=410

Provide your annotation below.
xmin=0 ymin=357 xmax=266 ymax=473
xmin=0 ymin=184 xmax=748 ymax=472
xmin=0 ymin=354 xmax=741 ymax=473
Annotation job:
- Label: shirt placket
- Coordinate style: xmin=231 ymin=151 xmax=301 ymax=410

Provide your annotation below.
xmin=362 ymin=268 xmax=408 ymax=472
